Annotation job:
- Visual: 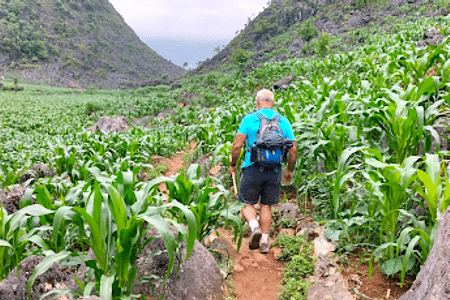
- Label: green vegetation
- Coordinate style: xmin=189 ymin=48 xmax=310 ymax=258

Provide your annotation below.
xmin=274 ymin=235 xmax=315 ymax=300
xmin=299 ymin=22 xmax=318 ymax=42
xmin=231 ymin=48 xmax=252 ymax=69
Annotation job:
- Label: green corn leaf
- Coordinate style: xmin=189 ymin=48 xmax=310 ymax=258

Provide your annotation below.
xmin=72 ymin=207 xmax=107 ymax=270
xmin=19 ymin=204 xmax=54 ymax=217
xmin=105 ymin=184 xmax=127 ymax=234
xmin=417 ymin=76 xmax=436 ymax=98
xmin=53 ymin=206 xmax=74 ymax=250
xmin=139 ymin=215 xmax=177 ymax=278
xmin=0 ymin=239 xmax=12 ymax=247
xmin=168 ymin=201 xmax=196 ymax=259
xmin=417 ymin=169 xmax=438 ymax=223
xmin=401 ymin=235 xmax=421 ymax=286
xmin=424 ymin=154 xmax=441 ymax=183
xmin=99 ymin=273 xmax=115 ymax=300
xmin=93 ymin=181 xmax=103 ymax=232
xmin=83 ymin=281 xmax=96 ymax=296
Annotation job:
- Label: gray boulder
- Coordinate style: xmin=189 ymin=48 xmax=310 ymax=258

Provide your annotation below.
xmin=0 ymin=185 xmax=27 ymax=214
xmin=289 ymin=38 xmax=306 ymax=55
xmin=273 ymin=76 xmax=294 ymax=90
xmin=386 ymin=0 xmax=422 ymax=10
xmin=0 ymin=256 xmax=80 ymax=300
xmin=308 ymin=254 xmax=353 ymax=300
xmin=18 ymin=163 xmax=54 ymax=185
xmin=417 ymin=27 xmax=445 ymax=47
xmin=347 ymin=11 xmax=372 ymax=28
xmin=135 ymin=227 xmax=223 ymax=300
xmin=278 ymin=203 xmax=302 ymax=223
xmin=398 ymin=206 xmax=450 ymax=300
xmin=88 ymin=116 xmax=129 ymax=133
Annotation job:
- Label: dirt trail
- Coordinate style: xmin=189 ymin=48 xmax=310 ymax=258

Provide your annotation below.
xmin=216 ymin=228 xmax=285 ymax=300
xmin=158 ymin=142 xmax=286 ymax=300
xmin=152 ymin=141 xmax=197 ymax=197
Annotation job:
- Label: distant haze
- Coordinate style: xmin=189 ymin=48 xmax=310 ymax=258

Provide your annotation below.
xmin=109 ymin=0 xmax=268 ymax=66
xmin=142 ymin=37 xmax=229 ymax=68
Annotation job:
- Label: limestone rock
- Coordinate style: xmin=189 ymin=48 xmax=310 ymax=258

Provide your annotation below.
xmin=417 ymin=27 xmax=445 ymax=47
xmin=308 ymin=273 xmax=354 ymax=300
xmin=347 ymin=11 xmax=372 ymax=28
xmin=273 ymin=76 xmax=294 ymax=90
xmin=0 ymin=185 xmax=27 ymax=214
xmin=289 ymin=38 xmax=306 ymax=55
xmin=135 ymin=226 xmax=223 ymax=300
xmin=313 ymin=234 xmax=336 ymax=257
xmin=278 ymin=203 xmax=301 ymax=223
xmin=171 ymin=83 xmax=182 ymax=90
xmin=18 ymin=164 xmax=54 ymax=185
xmin=0 ymin=256 xmax=80 ymax=300
xmin=88 ymin=116 xmax=129 ymax=133
xmin=398 ymin=206 xmax=450 ymax=300
xmin=308 ymin=254 xmax=354 ymax=300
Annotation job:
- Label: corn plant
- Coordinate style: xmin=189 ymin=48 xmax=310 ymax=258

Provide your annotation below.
xmin=165 ymin=164 xmax=244 ymax=249
xmin=0 ymin=204 xmax=54 ymax=281
xmin=28 ymin=171 xmax=197 ymax=300
xmin=365 ymin=153 xmax=420 ymax=281
xmin=328 ymin=147 xmax=365 ymax=219
xmin=416 ymin=154 xmax=450 ymax=224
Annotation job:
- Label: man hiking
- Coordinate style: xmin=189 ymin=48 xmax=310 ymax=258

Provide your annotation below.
xmin=228 ymin=89 xmax=297 ymax=253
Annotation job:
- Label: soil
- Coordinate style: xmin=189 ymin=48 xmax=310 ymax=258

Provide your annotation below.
xmin=340 ymin=249 xmax=412 ymax=300
xmin=152 ymin=141 xmax=197 ymax=198
xmin=216 ymin=228 xmax=285 ymax=300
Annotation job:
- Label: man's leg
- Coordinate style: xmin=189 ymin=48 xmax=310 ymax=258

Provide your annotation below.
xmin=241 ymin=204 xmax=262 ymax=249
xmin=259 ymin=204 xmax=272 ymax=235
xmin=241 ymin=204 xmax=257 ymax=223
xmin=259 ymin=204 xmax=272 ymax=253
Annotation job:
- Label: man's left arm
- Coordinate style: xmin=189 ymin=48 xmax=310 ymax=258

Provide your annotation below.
xmin=283 ymin=141 xmax=297 ymax=185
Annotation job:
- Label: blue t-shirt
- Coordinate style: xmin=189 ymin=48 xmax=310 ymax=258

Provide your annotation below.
xmin=238 ymin=108 xmax=295 ymax=168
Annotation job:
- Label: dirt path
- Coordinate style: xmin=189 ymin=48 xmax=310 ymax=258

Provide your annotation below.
xmin=216 ymin=228 xmax=285 ymax=300
xmin=157 ymin=142 xmax=286 ymax=300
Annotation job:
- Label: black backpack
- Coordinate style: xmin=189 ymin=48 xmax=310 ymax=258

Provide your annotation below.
xmin=249 ymin=111 xmax=293 ymax=167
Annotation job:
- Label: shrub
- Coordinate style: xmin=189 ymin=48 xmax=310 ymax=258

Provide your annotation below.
xmin=85 ymin=101 xmax=104 ymax=115
xmin=243 ymin=41 xmax=254 ymax=50
xmin=231 ymin=48 xmax=252 ymax=68
xmin=299 ymin=23 xmax=318 ymax=42
xmin=317 ymin=32 xmax=332 ymax=57
xmin=206 ymin=72 xmax=219 ymax=85
xmin=301 ymin=40 xmax=317 ymax=56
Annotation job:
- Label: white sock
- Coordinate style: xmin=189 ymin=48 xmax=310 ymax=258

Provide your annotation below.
xmin=261 ymin=233 xmax=269 ymax=243
xmin=249 ymin=219 xmax=259 ymax=231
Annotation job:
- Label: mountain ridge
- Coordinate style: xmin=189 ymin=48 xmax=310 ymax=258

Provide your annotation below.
xmin=0 ymin=0 xmax=184 ymax=89
xmin=199 ymin=0 xmax=450 ymax=72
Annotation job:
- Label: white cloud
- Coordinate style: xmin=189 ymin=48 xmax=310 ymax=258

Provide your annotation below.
xmin=109 ymin=0 xmax=268 ymax=40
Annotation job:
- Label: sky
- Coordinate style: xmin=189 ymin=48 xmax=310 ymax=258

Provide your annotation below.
xmin=109 ymin=0 xmax=269 ymax=67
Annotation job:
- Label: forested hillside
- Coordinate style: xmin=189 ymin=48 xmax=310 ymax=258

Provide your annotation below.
xmin=0 ymin=0 xmax=184 ymax=89
xmin=200 ymin=0 xmax=450 ymax=71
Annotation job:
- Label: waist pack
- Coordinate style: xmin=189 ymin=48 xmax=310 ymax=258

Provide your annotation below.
xmin=249 ymin=111 xmax=293 ymax=167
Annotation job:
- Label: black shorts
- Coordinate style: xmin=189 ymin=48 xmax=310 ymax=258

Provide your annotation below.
xmin=238 ymin=163 xmax=282 ymax=206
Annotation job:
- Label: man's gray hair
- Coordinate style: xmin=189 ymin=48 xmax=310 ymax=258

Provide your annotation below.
xmin=256 ymin=89 xmax=274 ymax=103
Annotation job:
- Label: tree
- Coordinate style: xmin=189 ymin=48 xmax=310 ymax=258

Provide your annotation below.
xmin=183 ymin=62 xmax=189 ymax=69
